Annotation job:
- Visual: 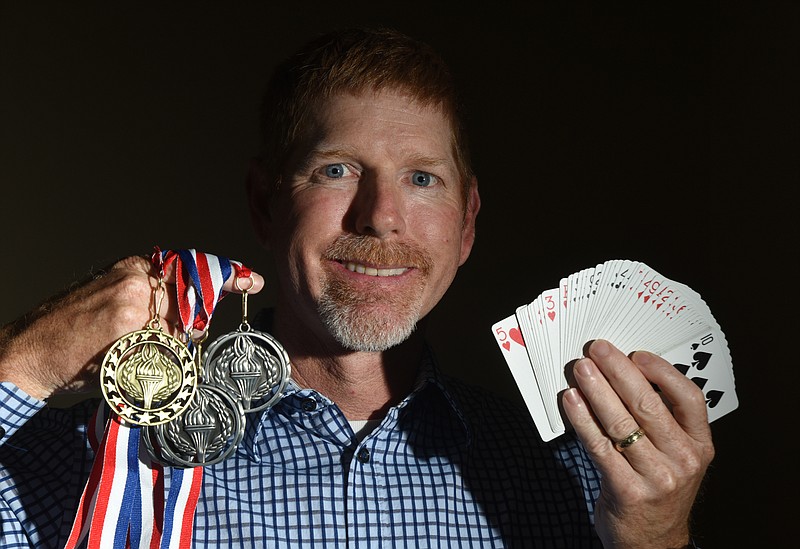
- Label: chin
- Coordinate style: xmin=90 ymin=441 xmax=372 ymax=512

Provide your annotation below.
xmin=317 ymin=268 xmax=428 ymax=351
xmin=319 ymin=300 xmax=420 ymax=352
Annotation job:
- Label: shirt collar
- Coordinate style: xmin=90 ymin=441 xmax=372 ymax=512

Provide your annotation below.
xmin=404 ymin=345 xmax=473 ymax=446
xmin=239 ymin=311 xmax=473 ymax=462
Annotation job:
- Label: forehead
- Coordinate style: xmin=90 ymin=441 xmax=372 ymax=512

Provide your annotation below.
xmin=305 ymin=90 xmax=456 ymax=153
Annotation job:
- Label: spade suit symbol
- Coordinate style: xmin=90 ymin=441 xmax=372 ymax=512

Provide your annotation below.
xmin=673 ymin=363 xmax=690 ymax=376
xmin=690 ymin=377 xmax=708 ymax=390
xmin=691 ymin=352 xmax=712 ymax=370
xmin=705 ymin=390 xmax=724 ymax=408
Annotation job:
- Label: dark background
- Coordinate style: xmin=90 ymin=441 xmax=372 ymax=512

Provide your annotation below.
xmin=1 ymin=2 xmax=796 ymax=546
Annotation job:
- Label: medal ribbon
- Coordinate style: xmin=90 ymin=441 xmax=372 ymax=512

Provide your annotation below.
xmin=65 ymin=249 xmax=243 ymax=549
xmin=163 ymin=249 xmax=234 ymax=334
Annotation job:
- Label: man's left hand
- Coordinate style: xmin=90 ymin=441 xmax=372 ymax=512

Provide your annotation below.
xmin=562 ymin=339 xmax=714 ymax=549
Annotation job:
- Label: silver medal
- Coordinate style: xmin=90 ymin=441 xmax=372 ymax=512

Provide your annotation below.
xmin=202 ymin=276 xmax=290 ymax=413
xmin=144 ymin=383 xmax=245 ymax=467
xmin=202 ymin=327 xmax=291 ymax=413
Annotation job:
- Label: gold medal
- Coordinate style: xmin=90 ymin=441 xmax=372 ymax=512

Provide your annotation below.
xmin=101 ymin=272 xmax=197 ymax=426
xmin=101 ymin=328 xmax=197 ymax=425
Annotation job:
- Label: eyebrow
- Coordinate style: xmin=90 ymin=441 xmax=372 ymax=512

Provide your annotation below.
xmin=306 ymin=148 xmax=451 ymax=169
xmin=403 ymin=152 xmax=451 ymax=170
xmin=292 ymin=148 xmax=350 ymax=174
xmin=295 ymin=148 xmax=355 ymax=171
xmin=309 ymin=148 xmax=356 ymax=160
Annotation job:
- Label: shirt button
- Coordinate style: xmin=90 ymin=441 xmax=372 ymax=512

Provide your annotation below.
xmin=301 ymin=397 xmax=317 ymax=411
xmin=356 ymin=448 xmax=371 ymax=463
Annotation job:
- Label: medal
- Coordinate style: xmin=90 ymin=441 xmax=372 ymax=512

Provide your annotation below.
xmin=203 ymin=274 xmax=291 ymax=413
xmin=144 ymin=335 xmax=245 ymax=467
xmin=101 ymin=275 xmax=197 ymax=426
xmin=139 ymin=262 xmax=291 ymax=468
xmin=144 ymin=383 xmax=245 ymax=467
xmin=75 ymin=248 xmax=259 ymax=549
xmin=95 ymin=251 xmax=291 ymax=467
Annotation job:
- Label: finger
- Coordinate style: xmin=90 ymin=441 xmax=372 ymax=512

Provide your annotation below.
xmin=225 ymin=269 xmax=265 ymax=294
xmin=562 ymin=383 xmax=609 ymax=449
xmin=585 ymin=340 xmax=677 ymax=447
xmin=568 ymin=357 xmax=657 ymax=466
xmin=561 ymin=384 xmax=644 ymax=477
xmin=630 ymin=350 xmax=712 ymax=444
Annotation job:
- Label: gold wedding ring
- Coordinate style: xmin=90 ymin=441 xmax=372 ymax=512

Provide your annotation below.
xmin=614 ymin=427 xmax=646 ymax=452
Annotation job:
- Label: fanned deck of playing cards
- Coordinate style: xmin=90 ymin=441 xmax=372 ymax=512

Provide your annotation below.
xmin=492 ymin=259 xmax=738 ymax=442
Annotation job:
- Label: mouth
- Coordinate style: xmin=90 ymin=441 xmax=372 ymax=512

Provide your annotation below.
xmin=342 ymin=261 xmax=408 ymax=277
xmin=324 ymin=234 xmax=432 ymax=278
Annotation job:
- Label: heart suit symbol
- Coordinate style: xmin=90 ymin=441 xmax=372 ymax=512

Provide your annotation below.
xmin=509 ymin=328 xmax=525 ymax=347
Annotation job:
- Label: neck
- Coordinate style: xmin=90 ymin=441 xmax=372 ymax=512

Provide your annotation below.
xmin=273 ymin=308 xmax=426 ymax=420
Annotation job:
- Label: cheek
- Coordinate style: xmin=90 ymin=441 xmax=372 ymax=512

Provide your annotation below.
xmin=294 ymin=190 xmax=351 ymax=230
xmin=277 ymin=194 xmax=348 ymax=271
xmin=412 ymin=208 xmax=466 ymax=303
xmin=418 ymin=205 xmax=466 ymax=255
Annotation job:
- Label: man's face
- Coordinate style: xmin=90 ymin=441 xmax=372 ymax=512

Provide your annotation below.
xmin=258 ymin=90 xmax=479 ymax=352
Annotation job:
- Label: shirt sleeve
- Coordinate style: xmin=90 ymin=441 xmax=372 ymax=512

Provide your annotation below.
xmin=0 ymin=382 xmax=45 ymax=547
xmin=0 ymin=382 xmax=44 ymax=447
xmin=0 ymin=383 xmax=97 ymax=548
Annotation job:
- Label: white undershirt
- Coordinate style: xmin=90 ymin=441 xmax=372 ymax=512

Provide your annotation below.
xmin=349 ymin=418 xmax=381 ymax=442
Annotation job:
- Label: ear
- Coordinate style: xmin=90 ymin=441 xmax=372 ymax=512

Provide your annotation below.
xmin=246 ymin=157 xmax=273 ymax=250
xmin=458 ymin=176 xmax=481 ymax=266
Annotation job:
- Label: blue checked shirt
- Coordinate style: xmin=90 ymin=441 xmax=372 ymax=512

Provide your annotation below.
xmin=0 ymin=346 xmax=603 ymax=548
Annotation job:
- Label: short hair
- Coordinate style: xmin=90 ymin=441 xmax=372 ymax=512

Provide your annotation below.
xmin=258 ymin=27 xmax=474 ymax=199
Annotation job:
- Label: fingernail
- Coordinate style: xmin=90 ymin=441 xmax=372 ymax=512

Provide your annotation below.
xmin=631 ymin=350 xmax=655 ymax=366
xmin=563 ymin=388 xmax=582 ymax=406
xmin=591 ymin=339 xmax=611 ymax=357
xmin=574 ymin=358 xmax=594 ymax=378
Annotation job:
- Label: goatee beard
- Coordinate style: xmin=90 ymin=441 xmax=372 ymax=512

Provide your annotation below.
xmin=318 ymin=235 xmax=432 ymax=352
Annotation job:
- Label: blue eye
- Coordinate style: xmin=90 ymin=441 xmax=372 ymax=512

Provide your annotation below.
xmin=411 ymin=171 xmax=434 ymax=187
xmin=324 ymin=164 xmax=347 ymax=178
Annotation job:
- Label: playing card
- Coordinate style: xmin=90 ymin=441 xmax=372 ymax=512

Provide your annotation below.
xmin=492 ymin=259 xmax=738 ymax=441
xmin=492 ymin=314 xmax=561 ymax=441
xmin=660 ymin=326 xmax=739 ymax=421
xmin=532 ymin=288 xmax=565 ymax=433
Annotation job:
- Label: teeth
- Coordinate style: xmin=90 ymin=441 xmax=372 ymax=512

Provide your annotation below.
xmin=345 ymin=262 xmax=406 ymax=277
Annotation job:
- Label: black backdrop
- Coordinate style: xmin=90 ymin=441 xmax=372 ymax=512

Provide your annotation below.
xmin=1 ymin=2 xmax=796 ymax=546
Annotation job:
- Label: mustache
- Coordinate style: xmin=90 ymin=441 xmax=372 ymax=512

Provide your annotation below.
xmin=323 ymin=235 xmax=432 ymax=274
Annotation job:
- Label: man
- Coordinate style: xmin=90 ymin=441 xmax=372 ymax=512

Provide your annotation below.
xmin=0 ymin=28 xmax=713 ymax=547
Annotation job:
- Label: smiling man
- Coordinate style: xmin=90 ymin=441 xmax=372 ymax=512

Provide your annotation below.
xmin=0 ymin=28 xmax=713 ymax=548
xmin=250 ymin=86 xmax=480 ymax=420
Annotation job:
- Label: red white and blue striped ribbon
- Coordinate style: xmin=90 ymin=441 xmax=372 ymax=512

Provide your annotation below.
xmin=65 ymin=249 xmax=239 ymax=549
xmin=166 ymin=249 xmax=234 ymax=334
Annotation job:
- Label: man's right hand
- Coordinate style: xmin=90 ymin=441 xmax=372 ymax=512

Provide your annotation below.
xmin=0 ymin=255 xmax=264 ymax=401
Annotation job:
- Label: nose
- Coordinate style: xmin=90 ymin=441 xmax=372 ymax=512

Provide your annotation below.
xmin=350 ymin=173 xmax=406 ymax=238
